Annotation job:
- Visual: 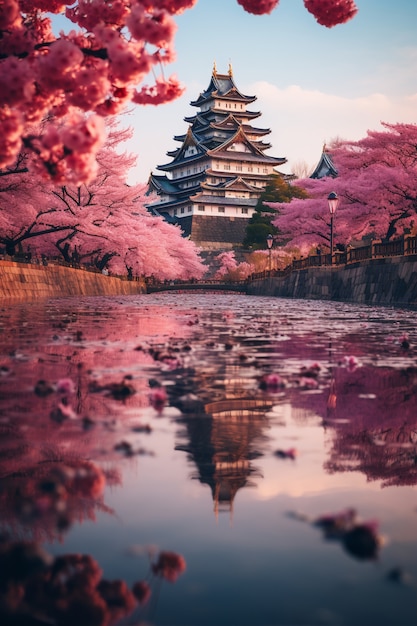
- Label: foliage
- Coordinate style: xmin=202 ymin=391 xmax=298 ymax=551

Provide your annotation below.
xmin=267 ymin=123 xmax=417 ymax=253
xmin=244 ymin=174 xmax=307 ymax=248
xmin=0 ymin=1 xmax=358 ymax=185
xmin=213 ymin=251 xmax=254 ymax=281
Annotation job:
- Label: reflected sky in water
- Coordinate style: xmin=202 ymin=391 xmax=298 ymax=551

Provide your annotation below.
xmin=0 ymin=294 xmax=416 ymax=626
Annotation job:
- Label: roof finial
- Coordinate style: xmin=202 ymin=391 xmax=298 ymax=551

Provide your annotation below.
xmin=228 ymin=61 xmax=233 ymax=77
xmin=213 ymin=60 xmax=217 ymax=76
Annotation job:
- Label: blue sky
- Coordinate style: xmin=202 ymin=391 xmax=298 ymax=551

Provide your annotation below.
xmin=55 ymin=1 xmax=417 ymax=182
xmin=124 ymin=0 xmax=417 ymax=183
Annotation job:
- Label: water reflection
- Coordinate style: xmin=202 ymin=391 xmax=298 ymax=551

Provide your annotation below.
xmin=0 ymin=295 xmax=417 ymax=625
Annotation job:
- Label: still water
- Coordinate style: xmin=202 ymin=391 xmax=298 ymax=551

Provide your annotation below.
xmin=1 ymin=293 xmax=416 ymax=626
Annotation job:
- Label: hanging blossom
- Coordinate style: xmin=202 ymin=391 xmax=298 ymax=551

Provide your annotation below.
xmin=0 ymin=0 xmax=358 ymax=184
xmin=304 ymin=0 xmax=358 ymax=28
xmin=0 ymin=0 xmax=195 ymax=183
xmin=236 ymin=0 xmax=279 ymax=14
xmin=236 ymin=0 xmax=358 ymax=26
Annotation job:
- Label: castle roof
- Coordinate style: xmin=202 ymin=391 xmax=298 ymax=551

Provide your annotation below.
xmin=310 ymin=145 xmax=338 ymax=179
xmin=201 ymin=176 xmax=260 ymax=193
xmin=190 ymin=64 xmax=257 ymax=108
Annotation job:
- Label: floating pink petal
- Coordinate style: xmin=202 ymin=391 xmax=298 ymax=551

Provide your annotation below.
xmin=56 ymin=377 xmax=75 ymax=394
xmin=149 ymin=386 xmax=168 ymax=413
xmin=342 ymin=355 xmax=360 ymax=371
xmin=259 ymin=373 xmax=285 ymax=392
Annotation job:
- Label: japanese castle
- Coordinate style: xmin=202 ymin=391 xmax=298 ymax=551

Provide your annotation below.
xmin=147 ymin=64 xmax=287 ymax=249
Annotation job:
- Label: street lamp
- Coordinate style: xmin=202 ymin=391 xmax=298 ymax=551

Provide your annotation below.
xmin=266 ymin=234 xmax=273 ymax=272
xmin=327 ymin=192 xmax=339 ymax=260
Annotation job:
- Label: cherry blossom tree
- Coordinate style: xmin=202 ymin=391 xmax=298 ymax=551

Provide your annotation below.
xmin=0 ymin=119 xmax=206 ymax=279
xmin=0 ymin=1 xmax=358 ymax=186
xmin=213 ymin=251 xmax=254 ymax=281
xmin=238 ymin=1 xmax=358 ymax=26
xmin=268 ymin=123 xmax=417 ymax=253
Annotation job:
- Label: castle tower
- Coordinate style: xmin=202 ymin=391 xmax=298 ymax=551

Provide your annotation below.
xmin=147 ymin=65 xmax=286 ymax=249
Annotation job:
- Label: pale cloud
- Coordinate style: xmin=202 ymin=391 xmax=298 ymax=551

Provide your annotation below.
xmin=127 ymin=79 xmax=417 ymax=184
xmin=249 ymin=81 xmax=417 ymax=174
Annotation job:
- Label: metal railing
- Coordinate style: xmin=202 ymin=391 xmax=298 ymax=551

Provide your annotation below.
xmin=2 ymin=234 xmax=416 ymax=292
xmin=282 ymin=234 xmax=417 ymax=274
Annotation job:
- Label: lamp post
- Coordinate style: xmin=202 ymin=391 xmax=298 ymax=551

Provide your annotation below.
xmin=327 ymin=192 xmax=339 ymax=262
xmin=266 ymin=234 xmax=273 ymax=272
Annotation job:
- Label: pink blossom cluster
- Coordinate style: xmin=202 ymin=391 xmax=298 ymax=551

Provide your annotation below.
xmin=237 ymin=0 xmax=280 ymax=15
xmin=0 ymin=0 xmax=192 ymax=183
xmin=0 ymin=0 xmax=359 ymax=184
xmin=236 ymin=0 xmax=358 ymax=26
xmin=304 ymin=0 xmax=358 ymax=28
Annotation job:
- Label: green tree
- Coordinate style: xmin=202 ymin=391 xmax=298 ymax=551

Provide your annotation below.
xmin=244 ymin=174 xmax=307 ymax=248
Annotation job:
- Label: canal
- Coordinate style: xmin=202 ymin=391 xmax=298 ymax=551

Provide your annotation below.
xmin=1 ymin=293 xmax=416 ymax=626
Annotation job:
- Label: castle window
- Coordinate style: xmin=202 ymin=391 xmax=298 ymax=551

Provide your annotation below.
xmin=198 ymin=206 xmax=205 ymax=212
xmin=224 ymin=164 xmax=230 ymax=171
xmin=218 ymin=207 xmax=225 ymax=213
xmin=241 ymin=208 xmax=248 ymax=215
xmin=180 ymin=207 xmax=185 ymax=213
xmin=236 ymin=165 xmax=242 ymax=172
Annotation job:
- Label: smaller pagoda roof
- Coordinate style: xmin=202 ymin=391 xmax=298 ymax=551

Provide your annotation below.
xmin=148 ymin=173 xmax=200 ymax=196
xmin=310 ymin=145 xmax=338 ymax=179
xmin=156 ymin=127 xmax=208 ymax=171
xmin=207 ymin=126 xmax=285 ymax=163
xmin=147 ymin=205 xmax=177 ymax=224
xmin=148 ymin=174 xmax=179 ymax=194
xmin=190 ymin=192 xmax=257 ymax=208
xmin=185 ymin=109 xmax=261 ymax=125
xmin=201 ymin=176 xmax=260 ymax=193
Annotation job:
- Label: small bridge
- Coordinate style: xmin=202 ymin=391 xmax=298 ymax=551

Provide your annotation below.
xmin=146 ymin=280 xmax=248 ymax=294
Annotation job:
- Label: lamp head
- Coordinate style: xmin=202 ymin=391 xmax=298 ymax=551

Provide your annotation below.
xmin=266 ymin=234 xmax=273 ymax=249
xmin=328 ymin=191 xmax=339 ymax=215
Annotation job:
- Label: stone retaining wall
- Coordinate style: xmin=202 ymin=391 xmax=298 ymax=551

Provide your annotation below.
xmin=247 ymin=256 xmax=417 ymax=309
xmin=0 ymin=260 xmax=145 ymax=301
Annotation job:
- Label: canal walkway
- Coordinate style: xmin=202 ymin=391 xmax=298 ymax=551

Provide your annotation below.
xmin=1 ymin=234 xmax=417 ymax=307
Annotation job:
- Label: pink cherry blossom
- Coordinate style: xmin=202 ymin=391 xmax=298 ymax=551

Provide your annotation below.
xmin=56 ymin=378 xmax=76 ymax=394
xmin=152 ymin=551 xmax=186 ymax=582
xmin=342 ymin=355 xmax=360 ymax=372
xmin=0 ymin=0 xmax=359 ymax=184
xmin=304 ymin=0 xmax=358 ymax=27
xmin=149 ymin=386 xmax=168 ymax=414
xmin=259 ymin=373 xmax=285 ymax=392
xmin=236 ymin=0 xmax=280 ymax=15
xmin=269 ymin=123 xmax=417 ymax=250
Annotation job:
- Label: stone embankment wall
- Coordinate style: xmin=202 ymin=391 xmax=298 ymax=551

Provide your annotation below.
xmin=247 ymin=256 xmax=417 ymax=309
xmin=0 ymin=260 xmax=145 ymax=301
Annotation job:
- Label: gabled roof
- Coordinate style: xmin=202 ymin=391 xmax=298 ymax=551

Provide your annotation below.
xmin=207 ymin=127 xmax=286 ymax=165
xmin=157 ymin=127 xmax=207 ymax=170
xmin=148 ymin=173 xmax=200 ymax=195
xmin=190 ymin=191 xmax=257 ymax=208
xmin=310 ymin=146 xmax=338 ymax=179
xmin=201 ymin=176 xmax=260 ymax=192
xmin=190 ymin=64 xmax=256 ymax=107
xmin=209 ymin=127 xmax=263 ymax=157
xmin=148 ymin=174 xmax=179 ymax=194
